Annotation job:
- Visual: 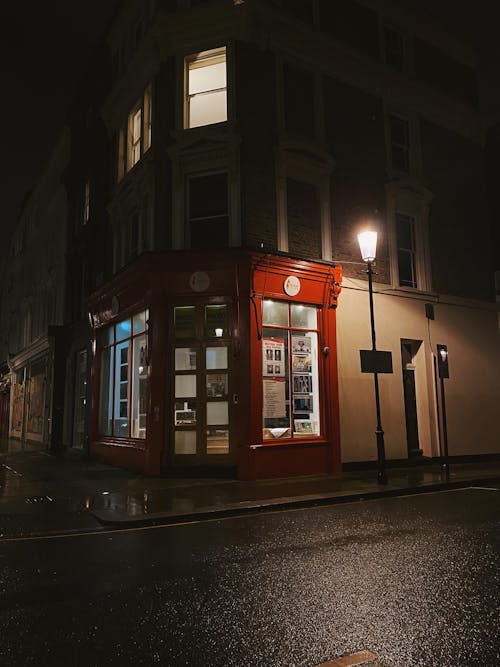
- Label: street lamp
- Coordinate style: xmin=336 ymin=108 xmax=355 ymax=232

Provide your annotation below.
xmin=358 ymin=230 xmax=388 ymax=485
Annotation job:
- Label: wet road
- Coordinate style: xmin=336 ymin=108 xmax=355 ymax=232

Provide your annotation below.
xmin=0 ymin=487 xmax=498 ymax=666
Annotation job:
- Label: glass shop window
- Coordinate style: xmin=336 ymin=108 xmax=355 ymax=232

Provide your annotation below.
xmin=98 ymin=309 xmax=149 ymax=439
xmin=262 ymin=300 xmax=321 ymax=440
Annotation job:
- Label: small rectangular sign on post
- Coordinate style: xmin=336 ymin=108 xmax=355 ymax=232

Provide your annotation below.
xmin=437 ymin=344 xmax=450 ymax=378
xmin=360 ymin=350 xmax=393 ymax=374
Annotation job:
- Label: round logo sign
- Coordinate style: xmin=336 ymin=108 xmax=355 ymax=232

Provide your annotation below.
xmin=189 ymin=271 xmax=210 ymax=293
xmin=283 ymin=275 xmax=301 ymax=296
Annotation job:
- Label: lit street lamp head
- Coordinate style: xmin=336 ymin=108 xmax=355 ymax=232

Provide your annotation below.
xmin=357 ymin=230 xmax=377 ymax=263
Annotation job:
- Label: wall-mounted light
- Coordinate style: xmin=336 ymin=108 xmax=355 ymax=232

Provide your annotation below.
xmin=215 ymin=328 xmax=223 ymax=337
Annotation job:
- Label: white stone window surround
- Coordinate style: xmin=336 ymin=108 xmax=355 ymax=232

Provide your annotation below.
xmin=275 ymin=138 xmax=335 ymax=261
xmin=385 ymin=178 xmax=433 ymax=293
xmin=168 ymin=127 xmax=241 ymax=251
xmin=180 ymin=44 xmax=233 ymax=131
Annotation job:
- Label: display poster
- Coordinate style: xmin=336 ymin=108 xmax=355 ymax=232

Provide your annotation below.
xmin=262 ymin=338 xmax=285 ymax=377
xmin=263 ymin=379 xmax=286 ymax=418
xmin=292 ymin=336 xmax=311 ymax=353
xmin=11 ymin=383 xmax=24 ymax=433
xmin=292 ymin=354 xmax=311 ymax=372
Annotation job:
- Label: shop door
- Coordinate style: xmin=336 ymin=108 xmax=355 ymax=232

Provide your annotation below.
xmin=170 ymin=304 xmax=233 ymax=467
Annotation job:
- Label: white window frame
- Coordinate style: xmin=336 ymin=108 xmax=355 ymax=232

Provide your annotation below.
xmin=385 ymin=110 xmax=422 ymax=178
xmin=117 ymin=83 xmax=152 ymax=181
xmin=275 ymin=141 xmax=334 ymax=260
xmin=184 ymin=47 xmax=227 ymax=129
xmin=386 ymin=181 xmax=433 ymax=293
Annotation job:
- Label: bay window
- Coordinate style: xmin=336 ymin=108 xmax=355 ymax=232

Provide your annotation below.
xmin=98 ymin=310 xmax=149 ymax=439
xmin=262 ymin=300 xmax=321 ymax=440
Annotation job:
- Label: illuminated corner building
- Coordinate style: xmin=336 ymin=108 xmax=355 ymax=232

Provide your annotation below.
xmin=5 ymin=0 xmax=496 ymax=477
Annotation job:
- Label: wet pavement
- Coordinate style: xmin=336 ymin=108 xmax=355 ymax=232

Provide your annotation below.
xmin=1 ymin=437 xmax=500 ymax=538
xmin=0 ymin=487 xmax=498 ymax=666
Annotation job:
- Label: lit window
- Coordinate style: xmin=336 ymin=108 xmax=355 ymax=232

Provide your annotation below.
xmin=187 ymin=172 xmax=229 ymax=249
xmin=185 ymin=47 xmax=227 ymax=128
xmin=128 ymin=106 xmax=142 ymax=170
xmin=261 ymin=301 xmax=321 ymax=441
xmin=83 ymin=181 xmax=90 ymax=225
xmin=389 ymin=114 xmax=410 ymax=172
xmin=396 ymin=212 xmax=417 ymax=288
xmin=117 ymin=83 xmax=152 ymax=181
xmin=98 ymin=310 xmax=149 ymax=439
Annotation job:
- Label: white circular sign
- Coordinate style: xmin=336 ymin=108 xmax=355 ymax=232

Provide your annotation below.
xmin=189 ymin=271 xmax=210 ymax=292
xmin=283 ymin=275 xmax=301 ymax=296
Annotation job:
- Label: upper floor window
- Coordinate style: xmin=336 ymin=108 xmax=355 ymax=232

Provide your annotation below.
xmin=117 ymin=83 xmax=152 ymax=181
xmin=389 ymin=114 xmax=410 ymax=173
xmin=383 ymin=25 xmax=405 ymax=72
xmin=396 ymin=212 xmax=417 ymax=288
xmin=185 ymin=47 xmax=227 ymax=128
xmin=83 ymin=181 xmax=90 ymax=225
xmin=187 ymin=172 xmax=229 ymax=249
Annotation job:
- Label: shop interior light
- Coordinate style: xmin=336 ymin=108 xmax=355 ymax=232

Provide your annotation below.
xmin=357 ymin=230 xmax=378 ymax=263
xmin=215 ymin=328 xmax=223 ymax=337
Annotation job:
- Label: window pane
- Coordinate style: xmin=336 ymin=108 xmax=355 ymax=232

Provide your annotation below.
xmin=206 ymin=347 xmax=228 ymax=369
xmin=175 ymin=374 xmax=197 ymax=398
xmin=292 ymin=331 xmax=320 ymax=436
xmin=262 ymin=300 xmax=288 ymax=327
xmin=207 ymin=428 xmax=229 ymax=454
xmin=207 ymin=401 xmax=228 ymax=425
xmin=174 ymin=307 xmax=196 ymax=338
xmin=131 ymin=334 xmax=148 ymax=439
xmin=174 ymin=401 xmax=197 ymax=425
xmin=398 ymin=251 xmax=417 ymax=288
xmin=115 ymin=319 xmax=132 ymax=342
xmin=189 ymin=60 xmax=226 ymax=95
xmin=175 ymin=430 xmax=196 ymax=455
xmin=175 ymin=348 xmax=197 ymax=371
xmin=262 ymin=328 xmax=290 ymax=438
xmin=114 ymin=341 xmax=130 ymax=436
xmin=206 ymin=373 xmax=228 ymax=397
xmin=189 ymin=90 xmax=227 ymax=128
xmin=291 ymin=304 xmax=317 ymax=329
xmin=206 ymin=305 xmax=228 ymax=337
xmin=99 ymin=348 xmax=113 ymax=435
xmin=133 ymin=310 xmax=148 ymax=334
xmin=189 ymin=173 xmax=228 ymax=218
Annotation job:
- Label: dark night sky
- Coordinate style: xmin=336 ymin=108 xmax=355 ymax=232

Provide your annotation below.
xmin=0 ymin=2 xmax=118 ymax=251
xmin=0 ymin=2 xmax=499 ymax=257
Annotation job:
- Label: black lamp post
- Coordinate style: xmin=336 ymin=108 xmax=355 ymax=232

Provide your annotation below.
xmin=358 ymin=230 xmax=388 ymax=485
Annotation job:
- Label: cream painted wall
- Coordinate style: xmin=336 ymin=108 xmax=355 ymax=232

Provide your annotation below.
xmin=336 ymin=278 xmax=500 ymax=462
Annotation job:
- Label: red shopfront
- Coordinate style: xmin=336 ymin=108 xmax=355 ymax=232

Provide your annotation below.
xmin=88 ymin=250 xmax=342 ymax=479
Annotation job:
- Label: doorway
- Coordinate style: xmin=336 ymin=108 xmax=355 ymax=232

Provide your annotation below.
xmin=401 ymin=340 xmax=423 ymax=460
xmin=169 ymin=304 xmax=234 ymax=469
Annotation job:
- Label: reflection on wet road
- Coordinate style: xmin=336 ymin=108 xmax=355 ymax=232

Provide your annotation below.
xmin=0 ymin=487 xmax=498 ymax=666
